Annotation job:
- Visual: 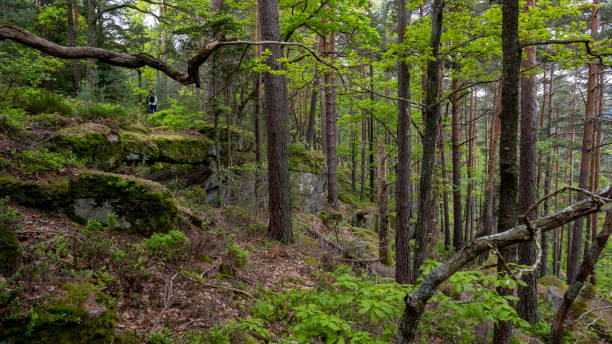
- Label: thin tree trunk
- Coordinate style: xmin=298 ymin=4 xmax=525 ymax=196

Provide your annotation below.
xmin=451 ymin=75 xmax=464 ymax=251
xmin=591 ymin=69 xmax=603 ymax=285
xmin=86 ymin=0 xmax=96 ymax=90
xmin=369 ymin=64 xmax=375 ymax=203
xmin=568 ymin=0 xmax=599 ymax=283
xmin=325 ymin=31 xmax=338 ymax=209
xmin=377 ymin=139 xmax=391 ymax=265
xmin=360 ymin=66 xmax=367 ymax=202
xmin=549 ymin=207 xmax=612 ymax=344
xmin=66 ymin=0 xmax=80 ymax=92
xmin=440 ymin=108 xmax=451 ymax=251
xmin=260 ymin=0 xmax=293 ymax=243
xmin=306 ymin=83 xmax=317 ymax=150
xmin=493 ymin=0 xmax=521 ymax=340
xmin=395 ymin=0 xmax=413 ymax=284
xmin=412 ymin=0 xmax=443 ymax=282
xmin=465 ymin=90 xmax=474 ymax=243
xmin=541 ymin=65 xmax=554 ymax=277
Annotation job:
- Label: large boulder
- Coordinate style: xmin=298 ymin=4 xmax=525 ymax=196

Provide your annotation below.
xmin=0 ymin=172 xmax=179 ymax=236
xmin=546 ymin=286 xmax=564 ymax=311
xmin=289 ymin=151 xmax=326 ymax=215
xmin=0 ymin=223 xmax=21 ymax=276
xmin=0 ymin=282 xmax=115 ymax=343
xmin=54 ymin=123 xmax=125 ymax=171
xmin=151 ymin=133 xmax=211 ymax=164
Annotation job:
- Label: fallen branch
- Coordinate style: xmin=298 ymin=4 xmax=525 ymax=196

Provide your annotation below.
xmin=150 ymin=272 xmax=179 ymax=333
xmin=200 ymin=282 xmax=253 ymax=298
xmin=548 ymin=206 xmax=612 ymax=344
xmin=397 ymin=186 xmax=612 ymax=343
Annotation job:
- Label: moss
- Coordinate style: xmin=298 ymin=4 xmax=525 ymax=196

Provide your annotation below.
xmin=569 ymin=299 xmax=589 ymax=319
xmin=119 ymin=130 xmax=160 ymax=162
xmin=0 ymin=175 xmax=71 ymax=209
xmin=288 ymin=152 xmax=325 ymax=174
xmin=68 ymin=171 xmax=178 ymax=236
xmin=579 ymin=282 xmax=598 ymax=299
xmin=0 ymin=223 xmax=21 ymax=276
xmin=538 ymin=275 xmax=568 ymax=291
xmin=54 ymin=123 xmax=125 ymax=171
xmin=31 ymin=113 xmax=69 ymax=130
xmin=152 ymin=134 xmax=210 ymax=164
xmin=338 ymin=191 xmax=359 ymax=207
xmin=1 ymin=282 xmax=115 ymax=343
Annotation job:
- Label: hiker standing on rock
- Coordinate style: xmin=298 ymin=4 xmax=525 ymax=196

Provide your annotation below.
xmin=147 ymin=90 xmax=157 ymax=114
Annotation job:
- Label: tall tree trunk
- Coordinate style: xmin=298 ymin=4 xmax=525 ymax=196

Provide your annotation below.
xmin=568 ymin=0 xmax=599 ymax=283
xmin=439 ymin=111 xmax=451 ymax=251
xmin=591 ymin=69 xmax=603 ymax=285
xmin=413 ymin=0 xmax=443 ymax=283
xmin=516 ymin=1 xmax=538 ymax=321
xmin=451 ymin=75 xmax=464 ymax=251
xmin=306 ymin=83 xmax=317 ymax=150
xmin=369 ymin=64 xmax=376 ymax=202
xmin=360 ymin=65 xmax=367 ymax=202
xmin=493 ymin=0 xmax=521 ymax=340
xmin=260 ymin=0 xmax=293 ymax=243
xmin=254 ymin=1 xmax=263 ymax=218
xmin=549 ymin=207 xmax=612 ymax=344
xmin=66 ymin=0 xmax=80 ymax=92
xmin=325 ymin=31 xmax=339 ymax=209
xmin=377 ymin=139 xmax=391 ymax=265
xmin=161 ymin=1 xmax=168 ymax=99
xmin=480 ymin=84 xmax=501 ymax=249
xmin=465 ymin=90 xmax=475 ymax=243
xmin=541 ymin=65 xmax=554 ymax=276
xmin=86 ymin=0 xmax=96 ymax=91
xmin=395 ymin=0 xmax=413 ymax=284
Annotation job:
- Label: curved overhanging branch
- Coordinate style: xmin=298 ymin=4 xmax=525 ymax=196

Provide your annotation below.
xmin=0 ymin=24 xmax=343 ymax=88
xmin=398 ymin=185 xmax=612 ymax=343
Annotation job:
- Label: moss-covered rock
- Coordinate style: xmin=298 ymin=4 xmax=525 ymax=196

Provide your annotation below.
xmin=196 ymin=123 xmax=254 ymax=152
xmin=68 ymin=171 xmax=179 ymax=236
xmin=119 ymin=130 xmax=160 ymax=162
xmin=152 ymin=133 xmax=210 ymax=164
xmin=0 ymin=175 xmax=71 ymax=209
xmin=54 ymin=123 xmax=125 ymax=171
xmin=0 ymin=171 xmax=179 ymax=236
xmin=538 ymin=275 xmax=568 ymax=291
xmin=31 ymin=113 xmax=70 ymax=130
xmin=0 ymin=223 xmax=21 ymax=276
xmin=1 ymin=282 xmax=115 ymax=343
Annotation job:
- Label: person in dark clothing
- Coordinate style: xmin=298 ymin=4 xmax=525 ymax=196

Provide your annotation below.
xmin=147 ymin=91 xmax=157 ymax=114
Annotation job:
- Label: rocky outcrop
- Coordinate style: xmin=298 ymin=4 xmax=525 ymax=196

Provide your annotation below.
xmin=0 ymin=171 xmax=178 ymax=236
xmin=289 ymin=151 xmax=326 ymax=215
xmin=55 ymin=123 xmax=124 ymax=171
xmin=0 ymin=282 xmax=115 ymax=343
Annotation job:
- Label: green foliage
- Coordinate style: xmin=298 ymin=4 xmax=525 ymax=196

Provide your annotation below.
xmin=143 ymin=230 xmax=190 ymax=260
xmin=146 ymin=328 xmax=174 ymax=344
xmin=147 ymin=105 xmax=206 ymax=129
xmin=0 ymin=43 xmax=56 ymax=88
xmin=0 ymin=197 xmax=22 ymax=228
xmin=12 ymin=149 xmax=84 ymax=175
xmin=74 ymin=101 xmax=133 ymax=122
xmin=86 ymin=219 xmax=104 ymax=233
xmin=224 ymin=234 xmax=249 ymax=268
xmin=7 ymin=87 xmax=72 ymax=116
xmin=0 ymin=107 xmax=28 ymax=135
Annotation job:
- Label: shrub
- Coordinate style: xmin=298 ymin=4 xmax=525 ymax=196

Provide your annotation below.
xmin=225 ymin=235 xmax=249 ymax=268
xmin=143 ymin=230 xmax=190 ymax=259
xmin=13 ymin=149 xmax=84 ymax=174
xmin=85 ymin=219 xmax=104 ymax=232
xmin=74 ymin=101 xmax=133 ymax=122
xmin=0 ymin=197 xmax=22 ymax=228
xmin=146 ymin=105 xmax=206 ymax=129
xmin=287 ymin=142 xmax=307 ymax=156
xmin=0 ymin=107 xmax=28 ymax=134
xmin=8 ymin=87 xmax=72 ymax=116
xmin=146 ymin=328 xmax=174 ymax=344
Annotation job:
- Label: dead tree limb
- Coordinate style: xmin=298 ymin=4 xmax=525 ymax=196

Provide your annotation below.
xmin=548 ymin=206 xmax=612 ymax=344
xmin=0 ymin=24 xmax=341 ymax=88
xmin=397 ymin=186 xmax=612 ymax=343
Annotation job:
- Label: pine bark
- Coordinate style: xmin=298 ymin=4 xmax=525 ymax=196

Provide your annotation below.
xmin=66 ymin=0 xmax=80 ymax=92
xmin=395 ymin=0 xmax=413 ymax=284
xmin=377 ymin=139 xmax=391 ymax=265
xmin=325 ymin=32 xmax=338 ymax=209
xmin=451 ymin=75 xmax=464 ymax=251
xmin=516 ymin=6 xmax=538 ymax=321
xmin=568 ymin=0 xmax=599 ymax=283
xmin=413 ymin=0 xmax=443 ymax=281
xmin=493 ymin=0 xmax=521 ymax=340
xmin=260 ymin=0 xmax=293 ymax=243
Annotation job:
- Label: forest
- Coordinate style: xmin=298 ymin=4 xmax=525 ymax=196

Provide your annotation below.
xmin=0 ymin=0 xmax=611 ymax=342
